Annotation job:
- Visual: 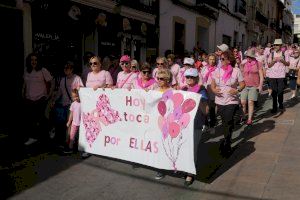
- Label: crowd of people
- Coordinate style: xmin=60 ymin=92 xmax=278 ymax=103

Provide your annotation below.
xmin=21 ymin=38 xmax=300 ymax=186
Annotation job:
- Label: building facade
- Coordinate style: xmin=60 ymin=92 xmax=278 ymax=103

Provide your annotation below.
xmin=159 ymin=0 xmax=218 ymax=56
xmin=216 ymin=0 xmax=247 ymax=50
xmin=294 ymin=14 xmax=300 ymax=43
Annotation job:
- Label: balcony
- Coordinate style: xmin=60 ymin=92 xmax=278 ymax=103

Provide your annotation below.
xmin=256 ymin=10 xmax=268 ymax=26
xmin=235 ymin=0 xmax=246 ymax=15
xmin=196 ymin=0 xmax=219 ymax=9
xmin=114 ymin=0 xmax=158 ymax=15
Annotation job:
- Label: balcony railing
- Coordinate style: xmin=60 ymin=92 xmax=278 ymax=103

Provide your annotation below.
xmin=196 ymin=0 xmax=219 ymax=9
xmin=256 ymin=10 xmax=268 ymax=26
xmin=114 ymin=0 xmax=158 ymax=15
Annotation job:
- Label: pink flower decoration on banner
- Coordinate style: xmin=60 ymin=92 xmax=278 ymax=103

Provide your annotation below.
xmin=171 ymin=93 xmax=184 ymax=108
xmin=83 ymin=112 xmax=101 ymax=147
xmin=83 ymin=94 xmax=121 ymax=147
xmin=181 ymin=99 xmax=196 ymax=113
xmin=162 ymin=90 xmax=173 ymax=101
xmin=96 ymin=94 xmax=121 ymax=124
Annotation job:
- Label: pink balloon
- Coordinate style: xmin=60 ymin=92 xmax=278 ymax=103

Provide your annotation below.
xmin=172 ymin=93 xmax=184 ymax=108
xmin=181 ymin=99 xmax=196 ymax=113
xmin=157 ymin=101 xmax=166 ymax=116
xmin=178 ymin=113 xmax=190 ymax=128
xmin=167 ymin=113 xmax=175 ymax=123
xmin=158 ymin=116 xmax=165 ymax=130
xmin=169 ymin=122 xmax=180 ymax=138
xmin=162 ymin=123 xmax=168 ymax=140
xmin=173 ymin=107 xmax=182 ymax=120
xmin=162 ymin=90 xmax=173 ymax=102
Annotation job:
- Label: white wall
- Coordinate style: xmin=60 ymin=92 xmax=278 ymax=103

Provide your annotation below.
xmin=159 ymin=0 xmax=196 ymax=55
xmin=216 ymin=11 xmax=247 ymax=48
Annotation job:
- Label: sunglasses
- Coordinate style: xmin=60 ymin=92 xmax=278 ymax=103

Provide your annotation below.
xmin=185 ymin=76 xmax=195 ymax=79
xmin=142 ymin=70 xmax=151 ymax=74
xmin=89 ymin=62 xmax=98 ymax=66
xmin=157 ymin=77 xmax=167 ymax=81
xmin=156 ymin=62 xmax=164 ymax=66
xmin=64 ymin=66 xmax=72 ymax=70
xmin=221 ymin=58 xmax=226 ymax=61
xmin=121 ymin=62 xmax=129 ymax=66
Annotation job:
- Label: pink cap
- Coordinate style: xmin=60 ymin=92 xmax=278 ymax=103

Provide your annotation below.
xmin=120 ymin=55 xmax=131 ymax=62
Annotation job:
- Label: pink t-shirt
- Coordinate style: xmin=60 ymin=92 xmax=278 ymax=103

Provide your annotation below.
xmin=132 ymin=78 xmax=158 ymax=90
xmin=86 ymin=70 xmax=113 ymax=88
xmin=177 ymin=67 xmax=188 ymax=88
xmin=241 ymin=61 xmax=262 ymax=87
xmin=200 ymin=65 xmax=216 ymax=86
xmin=212 ymin=67 xmax=244 ymax=105
xmin=267 ymin=51 xmax=289 ymax=78
xmin=23 ymin=68 xmax=53 ymax=101
xmin=152 ymin=68 xmax=177 ymax=85
xmin=288 ymin=57 xmax=300 ymax=76
xmin=70 ymin=101 xmax=81 ymax=126
xmin=116 ymin=71 xmax=138 ymax=89
xmin=56 ymin=75 xmax=83 ymax=106
xmin=171 ymin=64 xmax=180 ymax=79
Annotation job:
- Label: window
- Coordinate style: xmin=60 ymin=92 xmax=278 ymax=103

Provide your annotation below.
xmin=222 ymin=35 xmax=231 ymax=46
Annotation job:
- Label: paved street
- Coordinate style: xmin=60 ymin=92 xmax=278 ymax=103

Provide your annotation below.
xmin=1 ymin=90 xmax=300 ymax=200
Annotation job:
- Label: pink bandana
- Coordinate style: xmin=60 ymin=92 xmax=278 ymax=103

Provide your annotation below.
xmin=137 ymin=78 xmax=156 ymax=89
xmin=203 ymin=65 xmax=216 ymax=83
xmin=222 ymin=65 xmax=233 ymax=83
xmin=187 ymin=84 xmax=200 ymax=93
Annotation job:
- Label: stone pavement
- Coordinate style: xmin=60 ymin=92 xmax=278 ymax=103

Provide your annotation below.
xmin=1 ymin=90 xmax=300 ymax=200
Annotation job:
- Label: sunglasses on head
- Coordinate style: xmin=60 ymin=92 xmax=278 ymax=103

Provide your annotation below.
xmin=89 ymin=62 xmax=98 ymax=66
xmin=142 ymin=70 xmax=150 ymax=74
xmin=156 ymin=62 xmax=164 ymax=66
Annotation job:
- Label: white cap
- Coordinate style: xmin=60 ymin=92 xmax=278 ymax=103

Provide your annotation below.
xmin=184 ymin=68 xmax=199 ymax=77
xmin=273 ymin=39 xmax=283 ymax=45
xmin=183 ymin=57 xmax=195 ymax=65
xmin=217 ymin=44 xmax=229 ymax=52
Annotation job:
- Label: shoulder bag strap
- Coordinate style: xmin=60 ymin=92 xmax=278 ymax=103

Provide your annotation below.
xmin=65 ymin=77 xmax=72 ymax=101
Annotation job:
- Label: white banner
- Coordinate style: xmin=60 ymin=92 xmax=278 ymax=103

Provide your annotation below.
xmin=79 ymin=88 xmax=201 ymax=174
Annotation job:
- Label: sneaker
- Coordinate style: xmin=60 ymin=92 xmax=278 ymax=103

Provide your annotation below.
xmin=279 ymin=104 xmax=284 ymax=110
xmin=63 ymin=148 xmax=73 ymax=154
xmin=290 ymin=94 xmax=296 ymax=99
xmin=246 ymin=119 xmax=253 ymax=126
xmin=24 ymin=138 xmax=37 ymax=146
xmin=81 ymin=152 xmax=91 ymax=159
xmin=184 ymin=176 xmax=194 ymax=187
xmin=154 ymin=172 xmax=165 ymax=180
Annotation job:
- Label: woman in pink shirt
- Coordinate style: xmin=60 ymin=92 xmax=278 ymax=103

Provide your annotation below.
xmin=152 ymin=56 xmax=177 ymax=87
xmin=23 ymin=53 xmax=53 ymax=145
xmin=116 ymin=55 xmax=138 ymax=89
xmin=167 ymin=54 xmax=180 ymax=81
xmin=86 ymin=56 xmax=113 ymax=90
xmin=267 ymin=39 xmax=290 ymax=113
xmin=201 ymin=53 xmax=217 ymax=129
xmin=287 ymin=49 xmax=300 ymax=99
xmin=177 ymin=57 xmax=196 ymax=89
xmin=132 ymin=62 xmax=157 ymax=90
xmin=240 ymin=50 xmax=264 ymax=125
xmin=211 ymin=51 xmax=245 ymax=155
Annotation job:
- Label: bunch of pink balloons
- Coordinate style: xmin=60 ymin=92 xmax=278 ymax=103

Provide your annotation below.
xmin=82 ymin=94 xmax=121 ymax=147
xmin=157 ymin=90 xmax=196 ymax=140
